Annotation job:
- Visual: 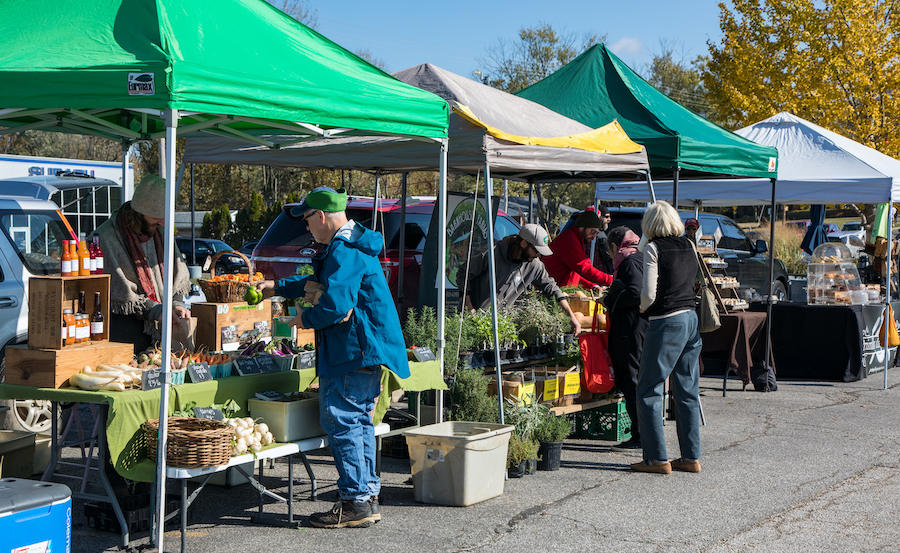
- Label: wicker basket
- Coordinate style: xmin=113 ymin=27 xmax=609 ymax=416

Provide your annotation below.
xmin=197 ymin=250 xmax=260 ymax=303
xmin=142 ymin=417 xmax=234 ymax=468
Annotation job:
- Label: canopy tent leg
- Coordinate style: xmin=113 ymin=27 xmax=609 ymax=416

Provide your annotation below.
xmin=121 ymin=140 xmax=132 ymax=206
xmin=672 ymin=166 xmax=680 ymax=207
xmin=763 ymin=177 xmax=776 ymax=396
xmin=528 ymin=180 xmax=534 ymax=224
xmin=373 ymin=171 xmax=381 ymax=232
xmin=885 ymin=203 xmax=892 ymax=390
xmin=190 ymin=164 xmax=196 ymax=266
xmin=152 ymin=108 xmax=179 ymax=552
xmin=436 ymin=142 xmax=448 ymax=423
xmin=645 ymin=171 xmax=657 ymax=204
xmin=503 ymin=179 xmax=508 ymax=213
xmin=397 ymin=173 xmax=408 ymax=309
xmin=483 ymin=164 xmax=504 ymax=425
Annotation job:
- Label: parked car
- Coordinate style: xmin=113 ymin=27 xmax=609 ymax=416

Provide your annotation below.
xmin=823 ymin=222 xmax=841 ymax=235
xmin=252 ymin=197 xmax=522 ymax=315
xmin=175 ymin=237 xmax=246 ymax=273
xmin=786 ymin=220 xmax=811 ymax=234
xmin=238 ymin=240 xmax=258 ymax=256
xmin=839 ymin=221 xmax=866 ymax=242
xmin=0 ymin=177 xmax=84 ymax=433
xmin=566 ymin=207 xmax=791 ymax=301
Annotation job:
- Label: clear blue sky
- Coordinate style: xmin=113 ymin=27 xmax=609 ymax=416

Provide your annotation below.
xmin=310 ymin=0 xmax=727 ymax=77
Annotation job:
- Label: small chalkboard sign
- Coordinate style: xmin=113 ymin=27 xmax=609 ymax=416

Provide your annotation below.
xmin=233 ymin=355 xmax=280 ymax=376
xmin=193 ymin=407 xmax=225 ymax=421
xmin=296 ymin=351 xmax=316 ymax=370
xmin=411 ymin=346 xmax=436 ymax=362
xmin=142 ymin=368 xmax=163 ymax=391
xmin=187 ymin=362 xmax=212 ymax=383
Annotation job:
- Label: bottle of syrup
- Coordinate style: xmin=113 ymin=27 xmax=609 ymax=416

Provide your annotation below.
xmin=90 ymin=292 xmax=104 ymax=341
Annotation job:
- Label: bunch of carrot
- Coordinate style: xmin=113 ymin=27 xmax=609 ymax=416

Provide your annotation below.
xmin=183 ymin=350 xmax=233 ymax=366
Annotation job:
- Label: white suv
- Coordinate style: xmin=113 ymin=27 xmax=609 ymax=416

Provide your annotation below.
xmin=0 ymin=175 xmax=111 ymax=433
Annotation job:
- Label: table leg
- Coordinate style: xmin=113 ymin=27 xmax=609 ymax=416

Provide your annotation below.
xmin=181 ymin=480 xmax=187 ymax=553
xmin=288 ymin=455 xmax=294 ymax=524
xmin=295 ymin=452 xmax=317 ymax=500
xmin=96 ymin=405 xmax=129 ymax=547
xmin=42 ymin=401 xmax=59 ymax=481
xmin=257 ymin=458 xmax=264 ymax=517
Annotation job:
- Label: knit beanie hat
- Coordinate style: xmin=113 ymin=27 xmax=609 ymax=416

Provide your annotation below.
xmin=131 ymin=175 xmax=166 ymax=219
xmin=575 ymin=210 xmax=602 ymax=228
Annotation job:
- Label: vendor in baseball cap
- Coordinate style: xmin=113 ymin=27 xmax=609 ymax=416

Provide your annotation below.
xmin=684 ymin=217 xmax=700 ymax=230
xmin=290 ymin=186 xmax=348 ymax=217
xmin=518 ymin=223 xmax=553 ymax=256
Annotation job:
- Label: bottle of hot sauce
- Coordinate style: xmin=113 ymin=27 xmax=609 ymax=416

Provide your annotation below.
xmin=89 ymin=239 xmax=96 ymax=274
xmin=61 ymin=240 xmax=72 ymax=276
xmin=77 ymin=233 xmax=90 ymax=276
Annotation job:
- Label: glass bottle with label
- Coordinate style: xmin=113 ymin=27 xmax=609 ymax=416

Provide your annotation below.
xmin=78 ymin=233 xmax=90 ymax=276
xmin=76 ymin=314 xmax=89 ymax=343
xmin=90 ymin=292 xmax=104 ymax=341
xmin=92 ymin=235 xmax=104 ymax=275
xmin=63 ymin=308 xmax=76 ymax=346
xmin=61 ymin=240 xmax=72 ymax=276
xmin=89 ymin=239 xmax=96 ymax=274
xmin=77 ymin=291 xmax=86 ymax=317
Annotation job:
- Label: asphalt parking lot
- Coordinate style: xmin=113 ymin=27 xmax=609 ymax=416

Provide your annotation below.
xmin=60 ymin=369 xmax=900 ymax=553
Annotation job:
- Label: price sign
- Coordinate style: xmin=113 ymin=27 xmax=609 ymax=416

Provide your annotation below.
xmin=698 ymin=237 xmax=716 ymax=250
xmin=296 ymin=351 xmax=316 ymax=370
xmin=255 ymin=355 xmax=279 ymax=373
xmin=233 ymin=356 xmax=263 ymax=376
xmin=193 ymin=407 xmax=224 ymax=421
xmin=142 ymin=368 xmax=163 ymax=391
xmin=187 ymin=362 xmax=212 ymax=383
xmin=411 ymin=347 xmax=436 ymax=362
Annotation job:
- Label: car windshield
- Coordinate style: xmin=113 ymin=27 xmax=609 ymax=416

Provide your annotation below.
xmin=0 ymin=209 xmax=71 ymax=275
xmin=207 ymin=240 xmax=233 ymax=253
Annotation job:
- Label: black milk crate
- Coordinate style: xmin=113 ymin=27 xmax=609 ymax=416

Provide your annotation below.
xmin=572 ymin=400 xmax=632 ymax=442
xmin=84 ymin=493 xmax=188 ymax=534
xmin=380 ymin=409 xmax=418 ymax=460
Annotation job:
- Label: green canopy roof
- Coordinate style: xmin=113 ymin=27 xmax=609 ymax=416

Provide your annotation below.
xmin=0 ymin=0 xmax=448 ymax=143
xmin=517 ymin=44 xmax=777 ymax=179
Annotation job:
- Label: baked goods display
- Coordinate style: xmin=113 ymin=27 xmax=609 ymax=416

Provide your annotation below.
xmin=697 ymin=243 xmax=747 ymax=312
xmin=807 ymin=242 xmax=866 ymax=305
xmin=711 ymin=275 xmax=739 ymax=288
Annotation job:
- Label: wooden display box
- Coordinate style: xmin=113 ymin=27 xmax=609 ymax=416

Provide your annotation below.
xmin=5 ymin=341 xmax=135 ymax=388
xmin=193 ymin=300 xmax=272 ymax=351
xmin=27 ymin=275 xmax=111 ymax=350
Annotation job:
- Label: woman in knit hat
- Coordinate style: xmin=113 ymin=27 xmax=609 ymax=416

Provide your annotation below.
xmin=94 ymin=175 xmax=191 ymax=354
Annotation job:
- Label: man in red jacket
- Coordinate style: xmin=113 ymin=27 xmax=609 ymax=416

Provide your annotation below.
xmin=543 ymin=210 xmax=613 ymax=290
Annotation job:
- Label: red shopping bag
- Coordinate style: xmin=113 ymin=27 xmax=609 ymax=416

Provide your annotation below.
xmin=578 ymin=307 xmax=615 ymax=393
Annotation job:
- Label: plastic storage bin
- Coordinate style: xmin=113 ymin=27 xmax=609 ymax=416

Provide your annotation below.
xmin=247 ymin=393 xmax=323 ymax=442
xmin=404 ymin=421 xmax=513 ymax=507
xmin=0 ymin=478 xmax=71 ymax=552
xmin=0 ymin=430 xmax=36 ymax=478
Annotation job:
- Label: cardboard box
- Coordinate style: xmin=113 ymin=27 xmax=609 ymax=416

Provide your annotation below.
xmin=5 ymin=341 xmax=135 ymax=388
xmin=488 ymin=377 xmax=536 ymax=405
xmin=27 ymin=275 xmax=111 ymax=349
xmin=0 ymin=430 xmax=37 ymax=477
xmin=534 ymin=366 xmax=582 ymax=406
xmin=192 ymin=300 xmax=272 ymax=351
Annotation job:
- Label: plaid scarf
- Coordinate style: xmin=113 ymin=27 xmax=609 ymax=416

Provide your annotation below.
xmin=117 ymin=208 xmax=165 ymax=303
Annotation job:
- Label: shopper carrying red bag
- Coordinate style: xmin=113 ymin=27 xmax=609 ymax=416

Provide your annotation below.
xmin=579 ymin=304 xmax=615 ymax=393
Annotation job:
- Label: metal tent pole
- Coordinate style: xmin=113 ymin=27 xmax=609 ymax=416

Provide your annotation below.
xmin=397 ymin=173 xmax=408 ymax=309
xmin=436 ymin=142 xmax=448 ymax=422
xmin=672 ymin=167 xmax=680 ymax=207
xmin=645 ymin=171 xmax=657 ymax=204
xmin=190 ymin=164 xmax=196 ymax=266
xmin=121 ymin=141 xmax=132 ymax=206
xmin=528 ymin=181 xmax=534 ymax=224
xmin=372 ymin=171 xmax=381 ymax=231
xmin=885 ymin=199 xmax=892 ymax=390
xmin=483 ymin=165 xmax=504 ymax=424
xmin=152 ymin=108 xmax=179 ymax=552
xmin=763 ymin=177 xmax=777 ymax=395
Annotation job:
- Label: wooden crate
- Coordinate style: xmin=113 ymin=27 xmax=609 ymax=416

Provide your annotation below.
xmin=28 ymin=275 xmax=111 ymax=350
xmin=192 ymin=300 xmax=272 ymax=351
xmin=5 ymin=341 xmax=135 ymax=388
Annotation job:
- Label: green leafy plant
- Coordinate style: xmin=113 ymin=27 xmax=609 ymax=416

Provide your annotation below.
xmin=503 ymin=393 xmax=549 ymax=440
xmin=448 ymin=368 xmax=499 ymax=424
xmin=507 ymin=433 xmax=540 ymax=468
xmin=469 ymin=309 xmax=518 ymax=349
xmin=512 ymin=291 xmax=564 ymax=345
xmin=533 ymin=411 xmax=572 ymax=443
xmin=403 ymin=306 xmax=438 ymax=349
xmin=444 ymin=311 xmax=478 ymax=377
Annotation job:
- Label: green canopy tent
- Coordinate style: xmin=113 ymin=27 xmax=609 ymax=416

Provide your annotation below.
xmin=516 ymin=44 xmax=778 ymax=200
xmin=0 ymin=0 xmax=449 ymax=548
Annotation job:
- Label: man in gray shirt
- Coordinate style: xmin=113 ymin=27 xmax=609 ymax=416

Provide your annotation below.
xmin=463 ymin=223 xmax=582 ymax=334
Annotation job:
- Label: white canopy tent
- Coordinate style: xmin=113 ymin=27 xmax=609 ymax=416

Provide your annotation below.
xmin=594 ymin=112 xmax=900 ymax=388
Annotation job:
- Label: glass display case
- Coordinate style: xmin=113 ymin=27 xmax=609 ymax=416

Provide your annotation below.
xmin=807 ymin=242 xmax=865 ymax=305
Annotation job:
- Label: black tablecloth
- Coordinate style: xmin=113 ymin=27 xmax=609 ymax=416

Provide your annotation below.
xmin=701 ymin=311 xmax=772 ymax=385
xmin=749 ymin=302 xmax=899 ymax=382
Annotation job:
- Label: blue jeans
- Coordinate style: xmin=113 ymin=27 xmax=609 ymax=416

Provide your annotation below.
xmin=318 ymin=366 xmax=382 ymax=502
xmin=636 ymin=310 xmax=702 ymax=463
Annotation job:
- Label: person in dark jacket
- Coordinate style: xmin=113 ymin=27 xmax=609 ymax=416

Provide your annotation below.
xmin=603 ymin=226 xmax=647 ymax=452
xmin=631 ymin=200 xmax=703 ymax=475
xmin=257 ymin=186 xmax=408 ymax=527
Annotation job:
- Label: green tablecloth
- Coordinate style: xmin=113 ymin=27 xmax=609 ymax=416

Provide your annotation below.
xmin=0 ymin=361 xmax=445 ymax=482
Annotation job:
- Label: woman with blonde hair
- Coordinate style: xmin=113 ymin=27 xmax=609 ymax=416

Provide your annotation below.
xmin=631 ymin=201 xmax=703 ymax=474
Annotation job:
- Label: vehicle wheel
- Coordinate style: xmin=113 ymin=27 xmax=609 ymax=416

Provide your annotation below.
xmin=0 ymin=352 xmax=61 ymax=434
xmin=770 ymin=280 xmax=788 ymax=301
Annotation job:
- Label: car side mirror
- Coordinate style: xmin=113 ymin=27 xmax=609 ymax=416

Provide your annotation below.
xmin=755 ymin=239 xmax=768 ymax=254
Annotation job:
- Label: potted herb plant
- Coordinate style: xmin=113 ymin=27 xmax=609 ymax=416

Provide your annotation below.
xmin=506 ymin=433 xmax=539 ymax=478
xmin=534 ymin=413 xmax=572 ymax=471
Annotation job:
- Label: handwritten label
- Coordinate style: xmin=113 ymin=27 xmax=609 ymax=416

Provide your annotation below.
xmin=142 ymin=368 xmax=163 ymax=390
xmin=187 ymin=362 xmax=212 ymax=383
xmin=296 ymin=351 xmax=316 ymax=370
xmin=233 ymin=355 xmax=279 ymax=376
xmin=411 ymin=347 xmax=436 ymax=362
xmin=698 ymin=237 xmax=716 ymax=250
xmin=194 ymin=407 xmax=224 ymax=421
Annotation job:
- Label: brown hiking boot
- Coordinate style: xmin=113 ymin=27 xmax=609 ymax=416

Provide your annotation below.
xmin=309 ymin=500 xmax=376 ymax=528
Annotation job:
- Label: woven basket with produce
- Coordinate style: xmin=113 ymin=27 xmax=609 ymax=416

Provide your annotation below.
xmin=143 ymin=417 xmax=233 ymax=468
xmin=196 ymin=251 xmax=264 ymax=303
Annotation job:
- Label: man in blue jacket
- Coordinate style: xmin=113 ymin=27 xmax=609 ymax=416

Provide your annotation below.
xmin=257 ymin=186 xmax=409 ymax=528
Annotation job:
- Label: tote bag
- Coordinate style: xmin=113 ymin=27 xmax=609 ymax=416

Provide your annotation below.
xmin=579 ymin=306 xmax=615 ymax=393
xmin=698 ymin=283 xmax=721 ymax=333
xmin=879 ymin=305 xmax=900 ymax=347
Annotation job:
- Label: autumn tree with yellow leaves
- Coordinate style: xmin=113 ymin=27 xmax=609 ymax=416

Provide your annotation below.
xmin=703 ymin=0 xmax=900 ymax=158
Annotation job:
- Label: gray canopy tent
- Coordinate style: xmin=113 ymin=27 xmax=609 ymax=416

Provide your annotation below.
xmin=185 ymin=63 xmax=654 ymax=423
